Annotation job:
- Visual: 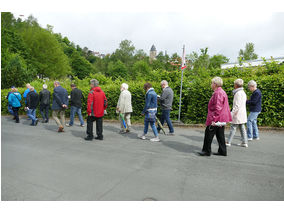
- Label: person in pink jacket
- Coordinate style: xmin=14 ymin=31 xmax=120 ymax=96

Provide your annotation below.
xmin=198 ymin=77 xmax=232 ymax=157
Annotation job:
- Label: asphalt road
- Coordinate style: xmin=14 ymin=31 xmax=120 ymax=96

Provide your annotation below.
xmin=2 ymin=116 xmax=284 ymax=201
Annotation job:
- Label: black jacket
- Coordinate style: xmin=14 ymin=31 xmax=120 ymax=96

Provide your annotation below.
xmin=70 ymin=88 xmax=83 ymax=108
xmin=26 ymin=91 xmax=39 ymax=109
xmin=39 ymin=89 xmax=51 ymax=105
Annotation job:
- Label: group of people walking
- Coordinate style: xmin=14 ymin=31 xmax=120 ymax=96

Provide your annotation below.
xmin=6 ymin=76 xmax=262 ymax=157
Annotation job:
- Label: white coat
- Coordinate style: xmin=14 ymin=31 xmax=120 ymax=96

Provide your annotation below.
xmin=231 ymin=87 xmax=247 ymax=124
xmin=116 ymin=89 xmax=133 ymax=113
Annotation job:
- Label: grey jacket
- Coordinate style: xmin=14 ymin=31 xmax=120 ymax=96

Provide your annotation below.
xmin=159 ymin=86 xmax=174 ymax=110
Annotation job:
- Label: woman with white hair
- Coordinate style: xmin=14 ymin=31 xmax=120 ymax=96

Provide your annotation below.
xmin=226 ymin=79 xmax=248 ymax=147
xmin=198 ymin=77 xmax=232 ymax=156
xmin=116 ymin=83 xmax=133 ymax=133
xmin=246 ymin=80 xmax=262 ymax=141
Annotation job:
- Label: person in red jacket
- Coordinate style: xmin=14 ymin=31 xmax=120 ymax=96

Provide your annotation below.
xmin=85 ymin=79 xmax=108 ymax=141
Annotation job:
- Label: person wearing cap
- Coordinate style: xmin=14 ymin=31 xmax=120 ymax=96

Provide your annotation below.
xmin=6 ymin=86 xmax=16 ymax=118
xmin=116 ymin=83 xmax=133 ymax=133
xmin=8 ymin=87 xmax=22 ymax=123
xmin=66 ymin=84 xmax=85 ymax=127
xmin=26 ymin=87 xmax=39 ymax=126
xmin=39 ymin=84 xmax=51 ymax=123
xmin=52 ymin=81 xmax=69 ymax=132
xmin=85 ymin=79 xmax=108 ymax=141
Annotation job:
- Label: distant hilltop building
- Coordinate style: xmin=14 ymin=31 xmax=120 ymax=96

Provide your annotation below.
xmin=91 ymin=51 xmax=105 ymax=59
xmin=221 ymin=57 xmax=284 ymax=69
xmin=149 ymin=44 xmax=157 ymax=62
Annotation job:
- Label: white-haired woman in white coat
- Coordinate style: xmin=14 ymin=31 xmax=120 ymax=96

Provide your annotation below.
xmin=116 ymin=83 xmax=133 ymax=133
xmin=226 ymin=79 xmax=248 ymax=147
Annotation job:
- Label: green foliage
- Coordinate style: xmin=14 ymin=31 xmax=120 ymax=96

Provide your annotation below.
xmin=70 ymin=51 xmax=94 ymax=79
xmin=238 ymin=42 xmax=258 ymax=64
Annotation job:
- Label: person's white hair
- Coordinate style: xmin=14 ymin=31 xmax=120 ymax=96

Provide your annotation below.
xmin=121 ymin=83 xmax=129 ymax=90
xmin=161 ymin=80 xmax=168 ymax=86
xmin=43 ymin=84 xmax=48 ymax=89
xmin=234 ymin=79 xmax=244 ymax=87
xmin=248 ymin=80 xmax=257 ymax=88
xmin=211 ymin=77 xmax=223 ymax=87
xmin=54 ymin=81 xmax=60 ymax=86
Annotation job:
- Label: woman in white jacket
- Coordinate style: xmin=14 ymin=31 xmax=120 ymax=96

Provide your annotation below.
xmin=116 ymin=83 xmax=133 ymax=133
xmin=226 ymin=79 xmax=248 ymax=147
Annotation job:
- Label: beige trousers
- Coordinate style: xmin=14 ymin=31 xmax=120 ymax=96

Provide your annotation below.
xmin=52 ymin=110 xmax=65 ymax=128
xmin=119 ymin=113 xmax=131 ymax=130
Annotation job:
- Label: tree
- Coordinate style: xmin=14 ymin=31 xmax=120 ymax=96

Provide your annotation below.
xmin=209 ymin=54 xmax=229 ymax=69
xmin=131 ymin=60 xmax=151 ymax=78
xmin=238 ymin=42 xmax=258 ymax=64
xmin=107 ymin=60 xmax=128 ymax=79
xmin=112 ymin=40 xmax=135 ymax=65
xmin=70 ymin=52 xmax=94 ymax=79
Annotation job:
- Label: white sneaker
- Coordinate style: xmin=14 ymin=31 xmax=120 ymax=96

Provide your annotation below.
xmin=254 ymin=137 xmax=260 ymax=140
xmin=248 ymin=138 xmax=253 ymax=141
xmin=150 ymin=137 xmax=160 ymax=142
xmin=138 ymin=134 xmax=146 ymax=140
xmin=66 ymin=123 xmax=71 ymax=127
xmin=238 ymin=143 xmax=248 ymax=147
xmin=225 ymin=142 xmax=231 ymax=147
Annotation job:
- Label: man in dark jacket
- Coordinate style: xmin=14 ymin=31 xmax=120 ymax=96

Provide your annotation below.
xmin=26 ymin=87 xmax=39 ymax=126
xmin=66 ymin=84 xmax=85 ymax=127
xmin=85 ymin=79 xmax=107 ymax=141
xmin=52 ymin=81 xmax=69 ymax=132
xmin=246 ymin=80 xmax=262 ymax=141
xmin=157 ymin=80 xmax=174 ymax=135
xmin=39 ymin=84 xmax=51 ymax=123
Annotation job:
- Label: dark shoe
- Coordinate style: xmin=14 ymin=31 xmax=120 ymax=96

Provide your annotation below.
xmin=45 ymin=120 xmax=49 ymax=123
xmin=213 ymin=152 xmax=227 ymax=156
xmin=95 ymin=136 xmax=103 ymax=140
xmin=13 ymin=116 xmax=16 ymax=120
xmin=16 ymin=121 xmax=20 ymax=123
xmin=198 ymin=151 xmax=211 ymax=156
xmin=35 ymin=119 xmax=39 ymax=126
xmin=42 ymin=120 xmax=46 ymax=123
xmin=84 ymin=136 xmax=93 ymax=141
xmin=58 ymin=126 xmax=64 ymax=132
xmin=30 ymin=123 xmax=35 ymax=126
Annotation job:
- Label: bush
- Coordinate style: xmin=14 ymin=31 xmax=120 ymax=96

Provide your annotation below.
xmin=2 ymin=65 xmax=284 ymax=127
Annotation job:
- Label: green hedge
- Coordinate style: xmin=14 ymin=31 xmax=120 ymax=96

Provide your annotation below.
xmin=2 ymin=67 xmax=284 ymax=127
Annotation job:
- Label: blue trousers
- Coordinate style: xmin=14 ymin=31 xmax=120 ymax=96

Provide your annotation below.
xmin=247 ymin=112 xmax=260 ymax=139
xmin=69 ymin=106 xmax=84 ymax=126
xmin=27 ymin=109 xmax=37 ymax=125
xmin=8 ymin=104 xmax=14 ymax=116
xmin=157 ymin=109 xmax=174 ymax=133
xmin=144 ymin=119 xmax=158 ymax=137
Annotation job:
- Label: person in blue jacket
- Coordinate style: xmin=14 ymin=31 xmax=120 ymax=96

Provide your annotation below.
xmin=8 ymin=88 xmax=22 ymax=123
xmin=52 ymin=81 xmax=69 ymax=132
xmin=138 ymin=83 xmax=160 ymax=142
xmin=246 ymin=80 xmax=262 ymax=141
xmin=6 ymin=86 xmax=15 ymax=118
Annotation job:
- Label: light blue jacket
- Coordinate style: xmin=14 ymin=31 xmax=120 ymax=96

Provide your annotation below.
xmin=8 ymin=92 xmax=22 ymax=108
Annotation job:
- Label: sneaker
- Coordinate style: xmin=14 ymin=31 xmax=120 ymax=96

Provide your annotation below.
xmin=248 ymin=138 xmax=253 ymax=141
xmin=58 ymin=126 xmax=64 ymax=132
xmin=238 ymin=143 xmax=248 ymax=148
xmin=119 ymin=130 xmax=126 ymax=134
xmin=84 ymin=136 xmax=93 ymax=141
xmin=254 ymin=137 xmax=260 ymax=140
xmin=66 ymin=123 xmax=72 ymax=127
xmin=95 ymin=136 xmax=103 ymax=140
xmin=80 ymin=124 xmax=85 ymax=127
xmin=167 ymin=132 xmax=175 ymax=136
xmin=138 ymin=134 xmax=146 ymax=140
xmin=150 ymin=137 xmax=160 ymax=142
xmin=225 ymin=142 xmax=231 ymax=147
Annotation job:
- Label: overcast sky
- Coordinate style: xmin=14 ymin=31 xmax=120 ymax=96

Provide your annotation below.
xmin=12 ymin=11 xmax=284 ymax=63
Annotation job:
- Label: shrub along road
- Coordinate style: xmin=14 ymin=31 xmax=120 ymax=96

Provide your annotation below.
xmin=1 ymin=116 xmax=284 ymax=201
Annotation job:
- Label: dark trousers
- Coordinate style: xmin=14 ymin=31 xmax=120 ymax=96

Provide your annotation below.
xmin=157 ymin=109 xmax=174 ymax=133
xmin=12 ymin=107 xmax=20 ymax=122
xmin=86 ymin=116 xmax=103 ymax=139
xmin=202 ymin=125 xmax=227 ymax=155
xmin=40 ymin=104 xmax=49 ymax=121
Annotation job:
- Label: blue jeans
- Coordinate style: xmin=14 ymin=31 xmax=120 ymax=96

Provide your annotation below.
xmin=144 ymin=119 xmax=158 ymax=137
xmin=69 ymin=106 xmax=84 ymax=126
xmin=8 ymin=104 xmax=14 ymax=115
xmin=27 ymin=109 xmax=37 ymax=125
xmin=247 ymin=112 xmax=260 ymax=139
xmin=157 ymin=109 xmax=174 ymax=133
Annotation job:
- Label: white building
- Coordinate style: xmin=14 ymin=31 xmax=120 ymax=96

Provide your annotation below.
xmin=221 ymin=57 xmax=284 ymax=69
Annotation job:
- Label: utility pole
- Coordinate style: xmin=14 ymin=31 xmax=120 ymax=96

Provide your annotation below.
xmin=178 ymin=45 xmax=186 ymax=123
